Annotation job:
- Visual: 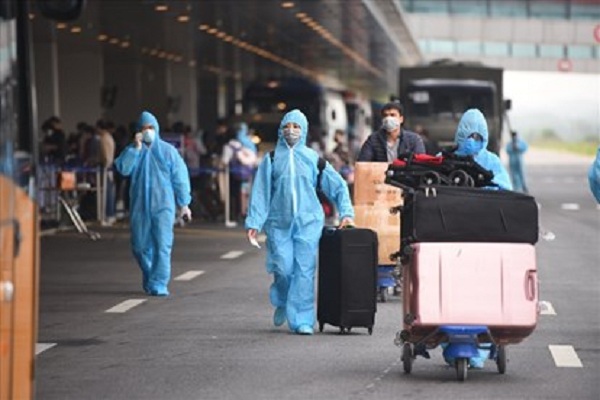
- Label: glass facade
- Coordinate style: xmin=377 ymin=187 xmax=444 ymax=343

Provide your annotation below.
xmin=401 ymin=0 xmax=600 ymax=20
xmin=418 ymin=40 xmax=599 ymax=60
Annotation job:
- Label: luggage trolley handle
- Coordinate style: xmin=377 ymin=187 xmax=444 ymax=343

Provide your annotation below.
xmin=525 ymin=270 xmax=537 ymax=301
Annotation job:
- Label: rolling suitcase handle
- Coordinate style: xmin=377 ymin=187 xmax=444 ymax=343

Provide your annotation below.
xmin=525 ymin=270 xmax=537 ymax=301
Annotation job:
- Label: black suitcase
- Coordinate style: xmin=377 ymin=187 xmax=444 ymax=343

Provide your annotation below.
xmin=317 ymin=227 xmax=378 ymax=335
xmin=401 ymin=186 xmax=539 ymax=245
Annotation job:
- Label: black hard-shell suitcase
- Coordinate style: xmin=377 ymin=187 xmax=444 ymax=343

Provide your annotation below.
xmin=401 ymin=186 xmax=539 ymax=245
xmin=317 ymin=227 xmax=378 ymax=335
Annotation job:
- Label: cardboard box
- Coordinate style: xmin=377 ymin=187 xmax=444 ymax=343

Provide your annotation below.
xmin=353 ymin=162 xmax=403 ymax=206
xmin=354 ymin=204 xmax=401 ymax=265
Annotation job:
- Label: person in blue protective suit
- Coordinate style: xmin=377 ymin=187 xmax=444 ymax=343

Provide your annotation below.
xmin=236 ymin=122 xmax=257 ymax=153
xmin=453 ymin=108 xmax=513 ymax=191
xmin=589 ymin=146 xmax=600 ymax=203
xmin=114 ymin=111 xmax=192 ymax=296
xmin=505 ymin=130 xmax=529 ymax=193
xmin=245 ymin=109 xmax=355 ymax=335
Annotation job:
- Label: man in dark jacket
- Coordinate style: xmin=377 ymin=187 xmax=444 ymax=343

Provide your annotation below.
xmin=357 ymin=102 xmax=425 ymax=162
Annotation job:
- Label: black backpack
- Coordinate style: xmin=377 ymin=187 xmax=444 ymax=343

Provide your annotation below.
xmin=269 ymin=150 xmax=333 ymax=216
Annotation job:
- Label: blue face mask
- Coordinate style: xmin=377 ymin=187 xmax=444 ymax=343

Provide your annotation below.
xmin=458 ymin=137 xmax=484 ymax=156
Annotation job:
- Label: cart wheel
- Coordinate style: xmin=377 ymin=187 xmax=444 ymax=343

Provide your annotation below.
xmin=496 ymin=345 xmax=507 ymax=374
xmin=368 ymin=326 xmax=373 ymax=335
xmin=319 ymin=322 xmax=324 ymax=333
xmin=420 ymin=171 xmax=441 ymax=186
xmin=465 ymin=175 xmax=475 ymax=187
xmin=379 ymin=287 xmax=388 ymax=303
xmin=449 ymin=170 xmax=470 ymax=186
xmin=340 ymin=327 xmax=348 ymax=334
xmin=456 ymin=358 xmax=468 ymax=382
xmin=402 ymin=343 xmax=413 ymax=374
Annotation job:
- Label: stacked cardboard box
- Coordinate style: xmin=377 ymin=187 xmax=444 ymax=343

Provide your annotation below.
xmin=353 ymin=162 xmax=403 ymax=265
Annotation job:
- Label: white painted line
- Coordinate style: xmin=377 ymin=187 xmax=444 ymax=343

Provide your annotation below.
xmin=549 ymin=345 xmax=583 ymax=368
xmin=221 ymin=250 xmax=244 ymax=259
xmin=174 ymin=270 xmax=205 ymax=281
xmin=36 ymin=343 xmax=57 ymax=355
xmin=539 ymin=301 xmax=556 ymax=315
xmin=105 ymin=299 xmax=147 ymax=313
xmin=561 ymin=203 xmax=580 ymax=211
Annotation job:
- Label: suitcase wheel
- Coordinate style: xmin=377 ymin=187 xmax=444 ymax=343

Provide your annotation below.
xmin=339 ymin=327 xmax=351 ymax=335
xmin=368 ymin=326 xmax=373 ymax=335
xmin=318 ymin=322 xmax=324 ymax=333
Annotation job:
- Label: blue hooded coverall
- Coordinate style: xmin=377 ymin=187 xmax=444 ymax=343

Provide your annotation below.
xmin=588 ymin=147 xmax=600 ymax=203
xmin=454 ymin=109 xmax=513 ymax=191
xmin=245 ymin=109 xmax=354 ymax=332
xmin=114 ymin=111 xmax=191 ymax=296
xmin=506 ymin=136 xmax=529 ymax=192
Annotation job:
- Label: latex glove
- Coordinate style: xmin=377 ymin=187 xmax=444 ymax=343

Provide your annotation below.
xmin=247 ymin=229 xmax=260 ymax=248
xmin=134 ymin=132 xmax=143 ymax=149
xmin=180 ymin=205 xmax=192 ymax=222
xmin=338 ymin=217 xmax=354 ymax=229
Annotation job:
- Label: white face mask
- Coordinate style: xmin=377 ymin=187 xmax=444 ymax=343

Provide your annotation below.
xmin=142 ymin=128 xmax=156 ymax=143
xmin=282 ymin=127 xmax=302 ymax=146
xmin=382 ymin=116 xmax=400 ymax=132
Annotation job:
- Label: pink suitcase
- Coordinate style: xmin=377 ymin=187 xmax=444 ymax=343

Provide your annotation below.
xmin=402 ymin=242 xmax=538 ymax=345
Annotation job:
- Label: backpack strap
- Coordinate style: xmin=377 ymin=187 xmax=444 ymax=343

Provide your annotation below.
xmin=269 ymin=149 xmax=326 ymax=192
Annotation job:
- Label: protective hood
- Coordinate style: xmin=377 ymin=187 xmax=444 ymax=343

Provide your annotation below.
xmin=137 ymin=110 xmax=161 ymax=138
xmin=277 ymin=109 xmax=308 ymax=149
xmin=454 ymin=109 xmax=489 ymax=150
xmin=236 ymin=122 xmax=257 ymax=153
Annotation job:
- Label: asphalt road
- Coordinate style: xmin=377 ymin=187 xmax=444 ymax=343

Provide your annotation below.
xmin=35 ymin=150 xmax=599 ymax=400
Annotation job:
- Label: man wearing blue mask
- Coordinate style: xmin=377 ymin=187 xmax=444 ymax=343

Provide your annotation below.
xmin=357 ymin=101 xmax=425 ymax=162
xmin=114 ymin=111 xmax=192 ymax=296
xmin=453 ymin=108 xmax=512 ymax=190
xmin=245 ymin=109 xmax=354 ymax=335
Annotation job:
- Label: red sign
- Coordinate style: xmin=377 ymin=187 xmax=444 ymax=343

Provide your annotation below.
xmin=557 ymin=58 xmax=572 ymax=72
xmin=594 ymin=24 xmax=600 ymax=43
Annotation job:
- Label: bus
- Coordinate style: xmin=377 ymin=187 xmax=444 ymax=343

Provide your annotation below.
xmin=236 ymin=76 xmax=348 ymax=154
xmin=0 ymin=1 xmax=83 ymax=398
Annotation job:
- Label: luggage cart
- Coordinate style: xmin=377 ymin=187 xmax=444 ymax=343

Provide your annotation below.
xmin=57 ymin=170 xmax=101 ymax=240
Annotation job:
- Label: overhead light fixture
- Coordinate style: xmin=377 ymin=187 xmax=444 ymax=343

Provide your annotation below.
xmin=109 ymin=38 xmax=120 ymax=45
xmin=281 ymin=2 xmax=294 ymax=8
xmin=28 ymin=13 xmax=35 ymax=20
xmin=198 ymin=24 xmax=209 ymax=31
xmin=177 ymin=15 xmax=189 ymax=23
xmin=120 ymin=41 xmax=130 ymax=48
xmin=70 ymin=26 xmax=82 ymax=33
xmin=56 ymin=23 xmax=67 ymax=30
xmin=155 ymin=4 xmax=168 ymax=12
xmin=97 ymin=34 xmax=108 ymax=41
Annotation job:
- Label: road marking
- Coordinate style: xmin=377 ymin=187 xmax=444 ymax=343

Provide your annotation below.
xmin=221 ymin=250 xmax=244 ymax=259
xmin=36 ymin=343 xmax=57 ymax=355
xmin=549 ymin=345 xmax=583 ymax=367
xmin=105 ymin=299 xmax=147 ymax=313
xmin=561 ymin=203 xmax=580 ymax=210
xmin=174 ymin=270 xmax=205 ymax=281
xmin=539 ymin=301 xmax=556 ymax=315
